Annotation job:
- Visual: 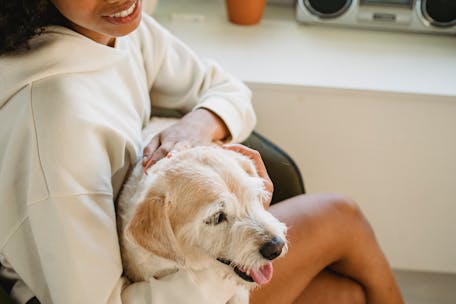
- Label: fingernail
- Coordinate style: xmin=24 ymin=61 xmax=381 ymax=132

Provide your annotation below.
xmin=166 ymin=150 xmax=177 ymax=158
xmin=146 ymin=159 xmax=155 ymax=168
xmin=143 ymin=160 xmax=154 ymax=175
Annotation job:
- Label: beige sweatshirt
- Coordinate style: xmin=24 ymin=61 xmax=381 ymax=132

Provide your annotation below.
xmin=0 ymin=14 xmax=256 ymax=304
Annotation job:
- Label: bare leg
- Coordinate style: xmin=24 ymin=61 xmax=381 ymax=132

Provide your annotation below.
xmin=250 ymin=194 xmax=403 ymax=304
xmin=293 ymin=270 xmax=365 ymax=304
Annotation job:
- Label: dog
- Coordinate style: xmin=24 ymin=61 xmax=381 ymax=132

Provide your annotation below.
xmin=117 ymin=118 xmax=288 ymax=304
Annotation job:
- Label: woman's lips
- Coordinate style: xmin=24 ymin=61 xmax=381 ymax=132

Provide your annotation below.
xmin=103 ymin=0 xmax=141 ymax=24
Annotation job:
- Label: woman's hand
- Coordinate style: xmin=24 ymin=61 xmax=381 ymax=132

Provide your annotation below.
xmin=142 ymin=109 xmax=229 ymax=170
xmin=223 ymin=144 xmax=273 ymax=209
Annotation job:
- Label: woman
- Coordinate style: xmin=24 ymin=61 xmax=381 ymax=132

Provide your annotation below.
xmin=0 ymin=0 xmax=403 ymax=303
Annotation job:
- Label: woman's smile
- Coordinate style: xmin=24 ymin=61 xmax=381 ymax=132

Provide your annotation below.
xmin=103 ymin=0 xmax=141 ymax=24
xmin=51 ymin=0 xmax=143 ymax=45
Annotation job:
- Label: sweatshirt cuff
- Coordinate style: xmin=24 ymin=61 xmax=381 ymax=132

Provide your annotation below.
xmin=194 ymin=97 xmax=246 ymax=144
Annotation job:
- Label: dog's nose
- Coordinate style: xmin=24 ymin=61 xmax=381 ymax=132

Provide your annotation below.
xmin=260 ymin=236 xmax=285 ymax=260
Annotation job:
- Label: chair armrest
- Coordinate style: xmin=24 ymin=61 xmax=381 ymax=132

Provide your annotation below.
xmin=0 ymin=284 xmax=15 ymax=304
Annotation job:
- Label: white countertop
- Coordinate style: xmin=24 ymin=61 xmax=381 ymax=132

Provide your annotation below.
xmin=154 ymin=0 xmax=456 ymax=97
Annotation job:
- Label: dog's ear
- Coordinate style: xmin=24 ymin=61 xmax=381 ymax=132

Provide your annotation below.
xmin=126 ymin=191 xmax=182 ymax=263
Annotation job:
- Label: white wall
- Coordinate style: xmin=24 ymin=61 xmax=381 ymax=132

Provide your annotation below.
xmin=249 ymin=83 xmax=456 ymax=273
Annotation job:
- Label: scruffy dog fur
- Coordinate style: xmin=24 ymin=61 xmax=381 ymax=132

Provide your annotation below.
xmin=117 ymin=119 xmax=288 ymax=304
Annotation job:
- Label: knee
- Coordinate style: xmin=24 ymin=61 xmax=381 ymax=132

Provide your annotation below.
xmin=323 ymin=195 xmax=379 ymax=252
xmin=328 ymin=195 xmax=364 ymax=220
xmin=315 ymin=194 xmax=365 ymax=222
xmin=294 ymin=193 xmax=364 ymax=221
xmin=295 ymin=193 xmax=360 ymax=211
xmin=300 ymin=194 xmax=374 ymax=238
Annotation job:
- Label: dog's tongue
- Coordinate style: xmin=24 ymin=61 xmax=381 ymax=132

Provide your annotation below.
xmin=249 ymin=262 xmax=273 ymax=285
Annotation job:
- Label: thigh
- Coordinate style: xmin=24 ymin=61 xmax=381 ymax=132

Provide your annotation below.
xmin=292 ymin=270 xmax=365 ymax=304
xmin=250 ymin=193 xmax=362 ymax=304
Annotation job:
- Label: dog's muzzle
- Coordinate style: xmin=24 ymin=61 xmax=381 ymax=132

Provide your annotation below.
xmin=217 ymin=236 xmax=285 ymax=285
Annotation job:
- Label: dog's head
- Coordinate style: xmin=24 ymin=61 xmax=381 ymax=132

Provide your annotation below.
xmin=125 ymin=146 xmax=287 ymax=286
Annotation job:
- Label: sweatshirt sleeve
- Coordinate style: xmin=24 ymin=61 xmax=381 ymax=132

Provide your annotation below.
xmin=138 ymin=15 xmax=256 ymax=143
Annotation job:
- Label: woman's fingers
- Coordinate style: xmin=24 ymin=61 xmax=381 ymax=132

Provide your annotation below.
xmin=144 ymin=145 xmax=172 ymax=170
xmin=223 ymin=144 xmax=273 ymax=207
xmin=223 ymin=144 xmax=270 ymax=180
xmin=142 ymin=135 xmax=177 ymax=171
xmin=142 ymin=134 xmax=195 ymax=171
xmin=143 ymin=135 xmax=160 ymax=167
xmin=142 ymin=110 xmax=227 ymax=171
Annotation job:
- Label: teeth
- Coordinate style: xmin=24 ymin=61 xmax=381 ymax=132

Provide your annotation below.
xmin=109 ymin=1 xmax=136 ymax=18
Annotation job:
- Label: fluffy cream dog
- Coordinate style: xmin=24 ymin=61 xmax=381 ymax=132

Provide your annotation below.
xmin=117 ymin=119 xmax=288 ymax=304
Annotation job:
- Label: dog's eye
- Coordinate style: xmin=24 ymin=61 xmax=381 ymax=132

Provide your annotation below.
xmin=205 ymin=212 xmax=227 ymax=225
xmin=214 ymin=212 xmax=227 ymax=225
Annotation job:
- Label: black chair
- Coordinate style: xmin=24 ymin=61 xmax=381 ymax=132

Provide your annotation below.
xmin=0 ymin=277 xmax=15 ymax=304
xmin=242 ymin=131 xmax=305 ymax=204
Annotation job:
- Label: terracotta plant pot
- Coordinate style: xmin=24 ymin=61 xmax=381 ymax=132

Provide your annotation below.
xmin=226 ymin=0 xmax=266 ymax=25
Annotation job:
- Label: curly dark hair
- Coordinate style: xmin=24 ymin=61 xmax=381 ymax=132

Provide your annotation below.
xmin=0 ymin=0 xmax=70 ymax=55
